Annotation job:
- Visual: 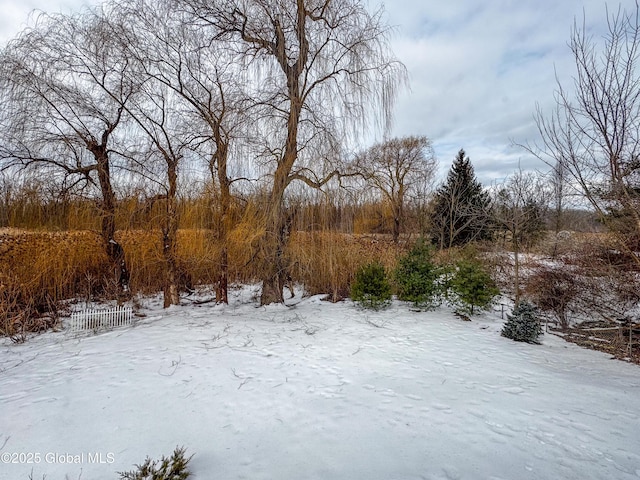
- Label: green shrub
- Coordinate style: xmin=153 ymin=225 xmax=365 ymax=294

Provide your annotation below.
xmin=501 ymin=301 xmax=543 ymax=344
xmin=118 ymin=447 xmax=192 ymax=480
xmin=351 ymin=261 xmax=392 ymax=310
xmin=448 ymin=257 xmax=499 ymax=315
xmin=394 ymin=239 xmax=443 ymax=309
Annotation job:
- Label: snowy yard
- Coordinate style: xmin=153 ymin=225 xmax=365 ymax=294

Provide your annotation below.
xmin=1 ymin=287 xmax=639 ymax=480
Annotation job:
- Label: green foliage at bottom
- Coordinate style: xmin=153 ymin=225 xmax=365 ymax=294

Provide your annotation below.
xmin=501 ymin=301 xmax=543 ymax=344
xmin=351 ymin=261 xmax=392 ymax=310
xmin=394 ymin=238 xmax=443 ymax=309
xmin=118 ymin=447 xmax=192 ymax=480
xmin=448 ymin=257 xmax=499 ymax=315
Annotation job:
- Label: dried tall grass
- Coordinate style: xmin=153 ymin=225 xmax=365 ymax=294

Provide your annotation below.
xmin=1 ymin=227 xmax=405 ymax=314
xmin=0 ymin=229 xmax=107 ymax=337
xmin=288 ymin=232 xmax=404 ymax=301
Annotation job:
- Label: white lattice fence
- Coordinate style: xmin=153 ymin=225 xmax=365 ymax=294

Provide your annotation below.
xmin=70 ymin=306 xmax=132 ymax=332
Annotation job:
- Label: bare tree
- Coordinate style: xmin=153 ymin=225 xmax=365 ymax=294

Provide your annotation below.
xmin=548 ymin=156 xmax=568 ymax=258
xmin=0 ymin=10 xmax=134 ymax=293
xmin=532 ymin=3 xmax=640 ymax=263
xmin=183 ymin=0 xmax=406 ymax=304
xmin=112 ymin=0 xmax=251 ymax=304
xmin=355 ymin=136 xmax=437 ymax=243
xmin=493 ymin=169 xmax=548 ymax=306
xmin=526 ymin=262 xmax=585 ymax=331
xmin=102 ymin=2 xmax=205 ymax=307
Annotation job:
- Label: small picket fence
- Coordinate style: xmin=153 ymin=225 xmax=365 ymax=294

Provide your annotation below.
xmin=70 ymin=306 xmax=133 ymax=332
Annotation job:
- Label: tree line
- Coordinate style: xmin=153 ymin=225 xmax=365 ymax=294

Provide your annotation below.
xmin=0 ymin=0 xmax=405 ymax=306
xmin=1 ymin=0 xmax=639 ymax=320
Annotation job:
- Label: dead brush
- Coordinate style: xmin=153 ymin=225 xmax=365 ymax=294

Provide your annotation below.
xmin=177 ymin=229 xmax=222 ymax=288
xmin=119 ymin=229 xmax=222 ymax=295
xmin=1 ymin=224 xmax=406 ymax=339
xmin=0 ymin=274 xmax=63 ymax=342
xmin=225 ymin=210 xmax=267 ymax=284
xmin=118 ymin=229 xmax=162 ymax=294
xmin=288 ymin=232 xmax=404 ymax=302
xmin=0 ymin=230 xmax=108 ymax=336
xmin=0 ymin=279 xmax=34 ymax=343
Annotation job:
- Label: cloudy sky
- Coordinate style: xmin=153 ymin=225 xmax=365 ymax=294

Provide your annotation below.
xmin=0 ymin=0 xmax=635 ymax=184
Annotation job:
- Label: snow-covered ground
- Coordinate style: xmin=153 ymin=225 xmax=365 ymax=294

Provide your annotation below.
xmin=1 ymin=286 xmax=639 ymax=480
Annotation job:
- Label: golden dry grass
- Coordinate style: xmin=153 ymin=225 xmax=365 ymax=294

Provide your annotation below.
xmin=0 ymin=228 xmax=108 ymax=337
xmin=0 ymin=228 xmax=107 ymax=304
xmin=288 ymin=231 xmax=404 ymax=301
xmin=0 ymin=227 xmax=407 ymax=319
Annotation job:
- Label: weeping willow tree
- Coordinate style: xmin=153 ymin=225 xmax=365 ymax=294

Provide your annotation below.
xmin=110 ymin=0 xmax=252 ymax=305
xmin=182 ymin=0 xmax=406 ymax=304
xmin=0 ymin=10 xmax=134 ymax=294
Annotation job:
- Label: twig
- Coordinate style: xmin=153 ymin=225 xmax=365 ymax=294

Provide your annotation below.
xmin=231 ymin=368 xmax=253 ymax=389
xmin=0 ymin=353 xmax=39 ymax=374
xmin=0 ymin=434 xmax=10 ymax=451
xmin=364 ymin=316 xmax=387 ymax=328
xmin=158 ymin=356 xmax=182 ymax=376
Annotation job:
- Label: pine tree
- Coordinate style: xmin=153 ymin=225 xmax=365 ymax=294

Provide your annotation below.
xmin=501 ymin=301 xmax=543 ymax=344
xmin=430 ymin=149 xmax=492 ymax=249
xmin=394 ymin=238 xmax=443 ymax=309
xmin=449 ymin=256 xmax=499 ymax=315
xmin=351 ymin=262 xmax=392 ymax=310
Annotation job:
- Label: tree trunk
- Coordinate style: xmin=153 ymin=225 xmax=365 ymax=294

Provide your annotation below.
xmin=392 ymin=215 xmax=400 ymax=243
xmin=212 ymin=133 xmax=231 ymax=304
xmin=215 ymin=173 xmax=230 ymax=305
xmin=513 ymin=240 xmax=521 ymax=307
xmin=259 ymin=81 xmax=302 ymax=305
xmin=261 ymin=258 xmax=286 ymax=305
xmin=391 ymin=199 xmax=401 ymax=244
xmin=163 ymin=223 xmax=180 ymax=309
xmin=163 ymin=160 xmax=180 ymax=308
xmin=551 ymin=169 xmax=564 ymax=259
xmin=94 ymin=148 xmax=130 ymax=294
xmin=216 ymin=248 xmax=229 ymax=304
xmin=393 ymin=187 xmax=405 ymax=244
xmin=260 ymin=180 xmax=289 ymax=305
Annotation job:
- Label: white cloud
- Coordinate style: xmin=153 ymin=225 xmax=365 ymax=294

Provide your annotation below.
xmin=384 ymin=0 xmax=637 ymax=185
xmin=1 ymin=0 xmax=638 ymax=185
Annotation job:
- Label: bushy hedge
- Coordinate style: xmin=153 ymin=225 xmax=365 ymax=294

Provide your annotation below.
xmin=351 ymin=261 xmax=392 ymax=310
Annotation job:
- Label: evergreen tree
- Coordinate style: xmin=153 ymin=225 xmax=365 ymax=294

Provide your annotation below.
xmin=430 ymin=149 xmax=492 ymax=248
xmin=501 ymin=301 xmax=543 ymax=344
xmin=118 ymin=446 xmax=192 ymax=480
xmin=394 ymin=238 xmax=443 ymax=309
xmin=351 ymin=262 xmax=392 ymax=310
xmin=449 ymin=256 xmax=499 ymax=315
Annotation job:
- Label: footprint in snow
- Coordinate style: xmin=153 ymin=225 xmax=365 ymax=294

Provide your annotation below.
xmin=501 ymin=386 xmax=525 ymax=394
xmin=432 ymin=403 xmax=453 ymax=413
